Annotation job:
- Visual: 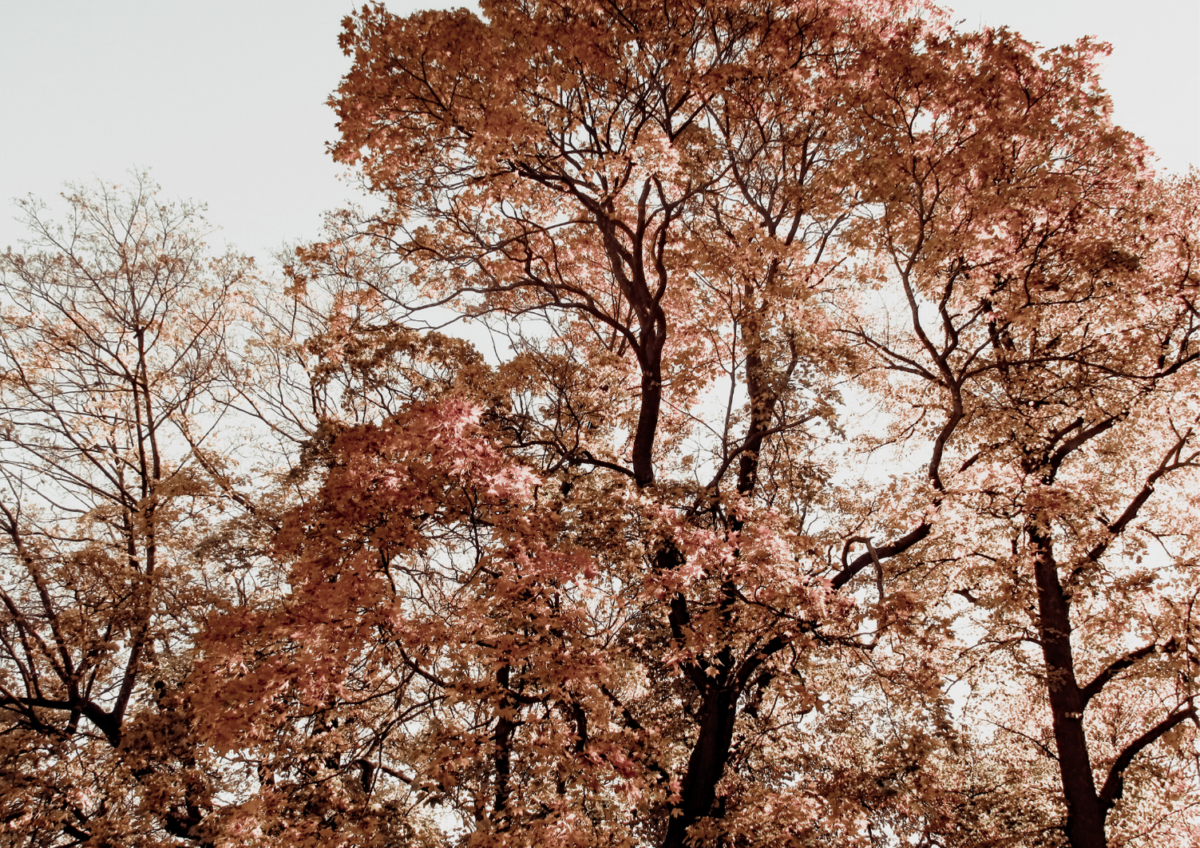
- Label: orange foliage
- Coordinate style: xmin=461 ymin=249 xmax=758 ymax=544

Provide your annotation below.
xmin=3 ymin=3 xmax=1199 ymax=848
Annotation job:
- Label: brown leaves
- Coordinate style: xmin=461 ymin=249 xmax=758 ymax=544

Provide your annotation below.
xmin=3 ymin=4 xmax=1196 ymax=847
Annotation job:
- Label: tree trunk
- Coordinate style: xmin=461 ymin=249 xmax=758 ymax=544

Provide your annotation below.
xmin=1030 ymin=522 xmax=1108 ymax=848
xmin=661 ymin=682 xmax=738 ymax=848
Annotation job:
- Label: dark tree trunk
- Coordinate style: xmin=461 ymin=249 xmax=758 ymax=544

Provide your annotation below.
xmin=661 ymin=681 xmax=739 ymax=848
xmin=632 ymin=361 xmax=663 ymax=487
xmin=1030 ymin=522 xmax=1108 ymax=848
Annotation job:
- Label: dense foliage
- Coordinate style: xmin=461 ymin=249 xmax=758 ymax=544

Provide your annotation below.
xmin=1 ymin=2 xmax=1198 ymax=847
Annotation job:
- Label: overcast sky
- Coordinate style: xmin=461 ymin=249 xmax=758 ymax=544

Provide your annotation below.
xmin=1 ymin=1 xmax=1196 ymax=259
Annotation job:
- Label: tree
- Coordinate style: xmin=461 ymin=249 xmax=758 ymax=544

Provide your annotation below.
xmin=0 ymin=175 xmax=259 ymax=845
xmin=4 ymin=4 xmax=1193 ymax=848
xmin=849 ymin=55 xmax=1200 ymax=844
xmin=186 ymin=2 xmax=1200 ymax=848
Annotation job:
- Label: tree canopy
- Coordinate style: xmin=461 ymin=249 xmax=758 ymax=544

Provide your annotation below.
xmin=1 ymin=2 xmax=1198 ymax=847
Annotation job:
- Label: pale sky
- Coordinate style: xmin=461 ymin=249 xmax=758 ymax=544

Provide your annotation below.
xmin=1 ymin=1 xmax=1196 ymax=259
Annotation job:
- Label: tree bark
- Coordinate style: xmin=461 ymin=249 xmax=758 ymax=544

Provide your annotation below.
xmin=1030 ymin=521 xmax=1108 ymax=848
xmin=661 ymin=681 xmax=738 ymax=848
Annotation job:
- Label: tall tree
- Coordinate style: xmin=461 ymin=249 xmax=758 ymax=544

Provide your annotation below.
xmin=0 ymin=175 xmax=257 ymax=845
xmin=845 ymin=29 xmax=1200 ymax=846
xmin=190 ymin=2 xmax=1200 ymax=847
